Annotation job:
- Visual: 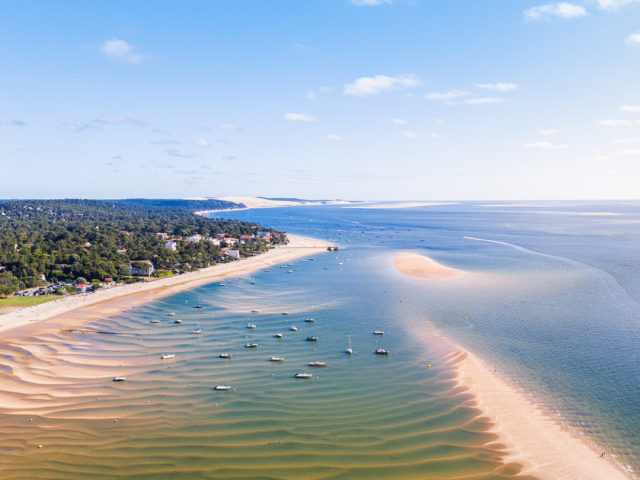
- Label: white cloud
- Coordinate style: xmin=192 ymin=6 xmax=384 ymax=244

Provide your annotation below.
xmin=465 ymin=97 xmax=508 ymax=104
xmin=402 ymin=131 xmax=422 ymax=139
xmin=284 ymin=113 xmax=319 ymax=122
xmin=477 ymin=83 xmax=519 ymax=91
xmin=221 ymin=124 xmax=244 ymax=131
xmin=626 ymin=33 xmax=640 ymax=45
xmin=344 ymin=74 xmax=420 ymax=96
xmin=99 ymin=38 xmax=146 ymax=64
xmin=621 ymin=105 xmax=640 ymax=112
xmin=583 ymin=155 xmax=610 ymax=161
xmin=614 ymin=137 xmax=639 ymax=143
xmin=307 ymin=91 xmax=316 ymax=99
xmin=619 ymin=149 xmax=640 ymax=154
xmin=425 ymin=90 xmax=470 ymax=101
xmin=431 ymin=133 xmax=444 ymax=138
xmin=591 ymin=0 xmax=640 ymax=11
xmin=525 ymin=3 xmax=587 ymax=20
xmin=95 ymin=116 xmax=148 ymax=126
xmin=393 ymin=119 xmax=407 ymax=125
xmin=599 ymin=119 xmax=637 ymax=126
xmin=350 ymin=0 xmax=392 ymax=5
xmin=537 ymin=129 xmax=561 ymax=135
xmin=523 ymin=141 xmax=567 ymax=149
xmin=193 ymin=139 xmax=211 ymax=148
xmin=319 ymin=134 xmax=347 ymax=142
xmin=307 ymin=86 xmax=332 ymax=99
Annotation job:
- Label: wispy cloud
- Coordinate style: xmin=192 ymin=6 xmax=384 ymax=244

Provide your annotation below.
xmin=465 ymin=97 xmax=508 ymax=104
xmin=523 ymin=141 xmax=567 ymax=149
xmin=393 ymin=119 xmax=407 ymax=125
xmin=626 ymin=32 xmax=640 ymax=45
xmin=193 ymin=139 xmax=211 ymax=148
xmin=599 ymin=119 xmax=637 ymax=126
xmin=307 ymin=86 xmax=332 ymax=99
xmin=537 ymin=129 xmax=561 ymax=135
xmin=221 ymin=124 xmax=244 ymax=132
xmin=402 ymin=131 xmax=422 ymax=139
xmin=150 ymin=139 xmax=182 ymax=145
xmin=284 ymin=113 xmax=319 ymax=122
xmin=619 ymin=149 xmax=640 ymax=154
xmin=9 ymin=120 xmax=28 ymax=127
xmin=350 ymin=0 xmax=392 ymax=5
xmin=318 ymin=134 xmax=348 ymax=142
xmin=99 ymin=38 xmax=147 ymax=64
xmin=95 ymin=116 xmax=149 ymax=126
xmin=591 ymin=0 xmax=640 ymax=11
xmin=344 ymin=74 xmax=420 ymax=96
xmin=425 ymin=90 xmax=470 ymax=101
xmin=525 ymin=3 xmax=587 ymax=20
xmin=621 ymin=105 xmax=640 ymax=112
xmin=165 ymin=148 xmax=201 ymax=159
xmin=222 ymin=155 xmax=238 ymax=160
xmin=477 ymin=83 xmax=519 ymax=91
xmin=614 ymin=137 xmax=639 ymax=143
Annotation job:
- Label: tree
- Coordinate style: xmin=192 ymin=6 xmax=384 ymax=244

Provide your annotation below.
xmin=76 ymin=277 xmax=88 ymax=285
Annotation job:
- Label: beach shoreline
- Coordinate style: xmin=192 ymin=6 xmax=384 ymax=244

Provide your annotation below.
xmin=0 ymin=234 xmax=330 ymax=336
xmin=394 ymin=254 xmax=632 ymax=480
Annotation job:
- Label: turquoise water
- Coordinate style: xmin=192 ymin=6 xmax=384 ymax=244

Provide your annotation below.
xmin=0 ymin=201 xmax=639 ymax=478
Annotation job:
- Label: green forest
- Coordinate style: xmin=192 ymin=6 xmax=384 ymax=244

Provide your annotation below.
xmin=0 ymin=199 xmax=286 ymax=295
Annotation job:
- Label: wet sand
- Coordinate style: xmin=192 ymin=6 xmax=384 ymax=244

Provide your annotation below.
xmin=393 ymin=253 xmax=464 ymax=280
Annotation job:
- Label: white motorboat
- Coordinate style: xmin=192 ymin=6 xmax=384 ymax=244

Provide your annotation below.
xmin=219 ymin=283 xmax=226 ymax=286
xmin=304 ymin=318 xmax=315 ymax=323
xmin=174 ymin=319 xmax=182 ymax=324
xmin=160 ymin=354 xmax=175 ymax=360
xmin=269 ymin=357 xmax=285 ymax=362
xmin=275 ymin=333 xmax=283 ymax=338
xmin=251 ymin=309 xmax=260 ymax=313
xmin=373 ymin=331 xmax=384 ymax=335
xmin=375 ymin=349 xmax=389 ymax=355
xmin=112 ymin=377 xmax=126 ymax=382
xmin=244 ymin=343 xmax=259 ymax=348
xmin=308 ymin=362 xmax=326 ymax=367
xmin=306 ymin=336 xmax=318 ymax=342
xmin=282 ymin=312 xmax=290 ymax=315
xmin=295 ymin=373 xmax=313 ymax=379
xmin=214 ymin=386 xmax=231 ymax=391
xmin=247 ymin=323 xmax=257 ymax=329
xmin=168 ymin=313 xmax=176 ymax=316
xmin=150 ymin=319 xmax=161 ymax=324
xmin=290 ymin=326 xmax=297 ymax=331
xmin=288 ymin=270 xmax=293 ymax=273
xmin=219 ymin=353 xmax=232 ymax=359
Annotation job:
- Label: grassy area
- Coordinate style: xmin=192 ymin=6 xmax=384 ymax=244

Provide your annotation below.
xmin=0 ymin=295 xmax=59 ymax=315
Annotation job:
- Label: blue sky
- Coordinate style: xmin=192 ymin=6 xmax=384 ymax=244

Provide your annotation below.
xmin=1 ymin=0 xmax=640 ymax=200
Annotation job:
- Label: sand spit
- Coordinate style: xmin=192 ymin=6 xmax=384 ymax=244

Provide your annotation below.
xmin=446 ymin=346 xmax=631 ymax=480
xmin=393 ymin=253 xmax=464 ymax=280
xmin=0 ymin=235 xmax=329 ymax=335
xmin=344 ymin=202 xmax=460 ymax=209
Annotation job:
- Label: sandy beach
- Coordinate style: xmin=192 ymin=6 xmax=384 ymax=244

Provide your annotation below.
xmin=394 ymin=254 xmax=631 ymax=480
xmin=0 ymin=235 xmax=329 ymax=335
xmin=393 ymin=253 xmax=464 ymax=280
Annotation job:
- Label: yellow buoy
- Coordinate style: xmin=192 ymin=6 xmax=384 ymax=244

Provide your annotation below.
xmin=428 ymin=365 xmax=431 ymax=369
xmin=465 ymin=317 xmax=468 ymax=319
xmin=603 ymin=296 xmax=605 ymax=299
xmin=38 ymin=445 xmax=42 ymax=449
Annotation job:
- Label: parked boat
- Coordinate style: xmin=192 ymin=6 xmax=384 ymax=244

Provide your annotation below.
xmin=150 ymin=319 xmax=161 ymax=324
xmin=219 ymin=283 xmax=226 ymax=286
xmin=269 ymin=357 xmax=285 ymax=362
xmin=346 ymin=335 xmax=353 ymax=355
xmin=373 ymin=331 xmax=384 ymax=335
xmin=244 ymin=343 xmax=259 ymax=348
xmin=308 ymin=362 xmax=326 ymax=367
xmin=305 ymin=318 xmax=315 ymax=323
xmin=174 ymin=319 xmax=182 ymax=324
xmin=290 ymin=326 xmax=298 ymax=331
xmin=247 ymin=323 xmax=257 ymax=329
xmin=375 ymin=349 xmax=389 ymax=355
xmin=275 ymin=333 xmax=283 ymax=338
xmin=288 ymin=270 xmax=293 ymax=273
xmin=112 ymin=377 xmax=126 ymax=382
xmin=282 ymin=312 xmax=290 ymax=315
xmin=295 ymin=373 xmax=313 ymax=379
xmin=306 ymin=336 xmax=318 ymax=342
xmin=191 ymin=321 xmax=203 ymax=335
xmin=160 ymin=354 xmax=175 ymax=360
xmin=214 ymin=386 xmax=231 ymax=391
xmin=251 ymin=309 xmax=260 ymax=313
xmin=219 ymin=353 xmax=232 ymax=359
xmin=168 ymin=313 xmax=176 ymax=316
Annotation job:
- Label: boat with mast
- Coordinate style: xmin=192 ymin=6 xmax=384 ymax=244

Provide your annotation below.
xmin=346 ymin=335 xmax=353 ymax=354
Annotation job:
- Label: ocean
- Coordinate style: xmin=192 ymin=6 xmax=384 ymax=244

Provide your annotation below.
xmin=1 ymin=201 xmax=638 ymax=479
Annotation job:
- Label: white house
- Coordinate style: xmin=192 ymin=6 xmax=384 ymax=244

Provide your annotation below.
xmin=257 ymin=231 xmax=270 ymax=238
xmin=187 ymin=234 xmax=203 ymax=243
xmin=226 ymin=249 xmax=240 ymax=259
xmin=165 ymin=241 xmax=177 ymax=251
xmin=206 ymin=237 xmax=221 ymax=246
xmin=129 ymin=260 xmax=155 ymax=276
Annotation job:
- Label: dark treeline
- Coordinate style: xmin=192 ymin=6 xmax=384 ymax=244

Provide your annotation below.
xmin=0 ymin=199 xmax=285 ymax=293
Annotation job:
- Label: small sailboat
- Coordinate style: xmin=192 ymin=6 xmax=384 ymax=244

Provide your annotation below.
xmin=150 ymin=319 xmax=161 ymax=324
xmin=295 ymin=373 xmax=313 ymax=379
xmin=306 ymin=336 xmax=318 ymax=342
xmin=160 ymin=354 xmax=175 ymax=360
xmin=194 ymin=295 xmax=203 ymax=308
xmin=375 ymin=349 xmax=389 ymax=355
xmin=214 ymin=385 xmax=231 ymax=391
xmin=373 ymin=331 xmax=384 ymax=335
xmin=346 ymin=335 xmax=353 ymax=355
xmin=308 ymin=362 xmax=326 ymax=367
xmin=269 ymin=357 xmax=285 ymax=362
xmin=112 ymin=377 xmax=126 ymax=382
xmin=275 ymin=333 xmax=283 ymax=338
xmin=247 ymin=323 xmax=257 ymax=329
xmin=219 ymin=353 xmax=232 ymax=359
xmin=290 ymin=325 xmax=298 ymax=331
xmin=251 ymin=309 xmax=260 ymax=313
xmin=244 ymin=343 xmax=259 ymax=348
xmin=191 ymin=321 xmax=203 ymax=335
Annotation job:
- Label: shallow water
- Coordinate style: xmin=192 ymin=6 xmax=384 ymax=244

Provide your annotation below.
xmin=1 ymin=201 xmax=639 ymax=478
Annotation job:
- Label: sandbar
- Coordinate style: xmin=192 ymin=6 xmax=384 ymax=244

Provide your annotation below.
xmin=393 ymin=253 xmax=463 ymax=280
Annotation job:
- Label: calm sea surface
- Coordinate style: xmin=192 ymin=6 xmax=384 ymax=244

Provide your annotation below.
xmin=1 ymin=201 xmax=639 ymax=479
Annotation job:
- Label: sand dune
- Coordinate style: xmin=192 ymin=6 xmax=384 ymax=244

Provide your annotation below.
xmin=394 ymin=253 xmax=463 ymax=280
